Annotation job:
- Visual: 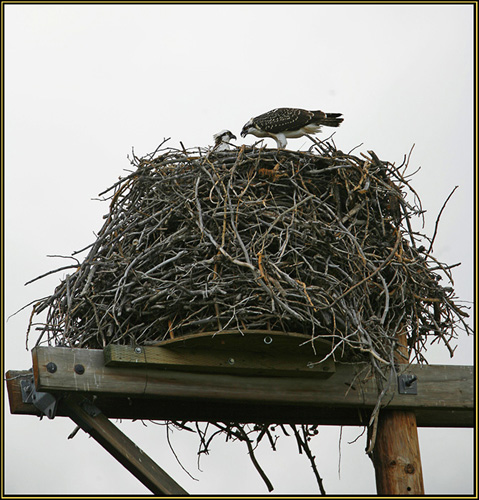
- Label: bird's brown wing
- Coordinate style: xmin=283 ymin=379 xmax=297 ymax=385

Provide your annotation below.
xmin=253 ymin=108 xmax=313 ymax=134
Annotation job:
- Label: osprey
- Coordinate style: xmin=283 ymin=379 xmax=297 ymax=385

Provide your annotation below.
xmin=212 ymin=129 xmax=237 ymax=152
xmin=241 ymin=107 xmax=343 ymax=148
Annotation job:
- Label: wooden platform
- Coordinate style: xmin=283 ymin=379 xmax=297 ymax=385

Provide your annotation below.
xmin=6 ymin=345 xmax=474 ymax=427
xmin=6 ymin=340 xmax=474 ymax=495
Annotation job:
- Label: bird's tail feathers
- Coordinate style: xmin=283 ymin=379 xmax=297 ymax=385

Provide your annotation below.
xmin=314 ymin=111 xmax=343 ymax=127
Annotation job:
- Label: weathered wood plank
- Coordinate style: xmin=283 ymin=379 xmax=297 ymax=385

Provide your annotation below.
xmin=7 ymin=369 xmax=473 ymax=427
xmin=152 ymin=329 xmax=332 ymax=355
xmin=22 ymin=346 xmax=473 ymax=428
xmin=103 ymin=344 xmax=335 ymax=377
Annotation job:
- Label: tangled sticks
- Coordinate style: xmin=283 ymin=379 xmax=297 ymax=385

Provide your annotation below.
xmin=26 ymin=139 xmax=471 ymax=491
xmin=30 ymin=140 xmax=470 ymax=367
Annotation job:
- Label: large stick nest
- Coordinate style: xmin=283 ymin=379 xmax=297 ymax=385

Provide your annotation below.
xmin=25 ymin=138 xmax=471 ymax=492
xmin=29 ymin=139 xmax=470 ymax=369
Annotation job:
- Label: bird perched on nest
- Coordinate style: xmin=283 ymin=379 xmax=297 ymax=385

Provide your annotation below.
xmin=212 ymin=130 xmax=237 ymax=152
xmin=241 ymin=107 xmax=343 ymax=148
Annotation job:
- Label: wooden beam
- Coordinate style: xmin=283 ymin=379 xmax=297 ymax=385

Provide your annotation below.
xmin=103 ymin=344 xmax=335 ymax=377
xmin=61 ymin=394 xmax=188 ymax=496
xmin=6 ymin=371 xmax=43 ymax=416
xmin=3 ymin=347 xmax=470 ymax=427
xmin=150 ymin=329 xmax=332 ymax=356
xmin=6 ymin=368 xmax=473 ymax=427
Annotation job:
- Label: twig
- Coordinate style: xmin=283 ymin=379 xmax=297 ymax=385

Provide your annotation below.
xmin=234 ymin=425 xmax=274 ymax=492
xmin=427 ymin=185 xmax=459 ymax=255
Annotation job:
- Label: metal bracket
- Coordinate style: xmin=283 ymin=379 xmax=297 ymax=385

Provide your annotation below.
xmin=80 ymin=398 xmax=102 ymax=418
xmin=398 ymin=373 xmax=418 ymax=395
xmin=20 ymin=377 xmax=59 ymax=419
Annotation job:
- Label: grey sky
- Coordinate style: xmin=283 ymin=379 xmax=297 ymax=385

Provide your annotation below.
xmin=4 ymin=3 xmax=474 ymax=495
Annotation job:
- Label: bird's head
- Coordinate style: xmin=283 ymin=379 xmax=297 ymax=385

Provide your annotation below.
xmin=240 ymin=119 xmax=254 ymax=138
xmin=213 ymin=130 xmax=237 ymax=144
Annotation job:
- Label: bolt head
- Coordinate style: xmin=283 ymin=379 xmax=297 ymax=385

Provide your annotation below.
xmin=46 ymin=362 xmax=57 ymax=373
xmin=74 ymin=364 xmax=85 ymax=375
xmin=405 ymin=463 xmax=416 ymax=474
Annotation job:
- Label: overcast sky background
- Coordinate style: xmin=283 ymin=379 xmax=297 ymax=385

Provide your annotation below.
xmin=4 ymin=3 xmax=475 ymax=495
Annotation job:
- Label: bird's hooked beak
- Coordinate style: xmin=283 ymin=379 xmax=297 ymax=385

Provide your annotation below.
xmin=241 ymin=119 xmax=253 ymax=138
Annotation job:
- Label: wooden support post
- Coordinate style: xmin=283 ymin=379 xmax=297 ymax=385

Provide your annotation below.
xmin=371 ymin=332 xmax=425 ymax=495
xmin=62 ymin=394 xmax=188 ymax=496
xmin=372 ymin=410 xmax=424 ymax=494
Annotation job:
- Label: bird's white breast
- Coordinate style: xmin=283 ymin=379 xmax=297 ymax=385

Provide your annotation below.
xmin=282 ymin=124 xmax=323 ymax=138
